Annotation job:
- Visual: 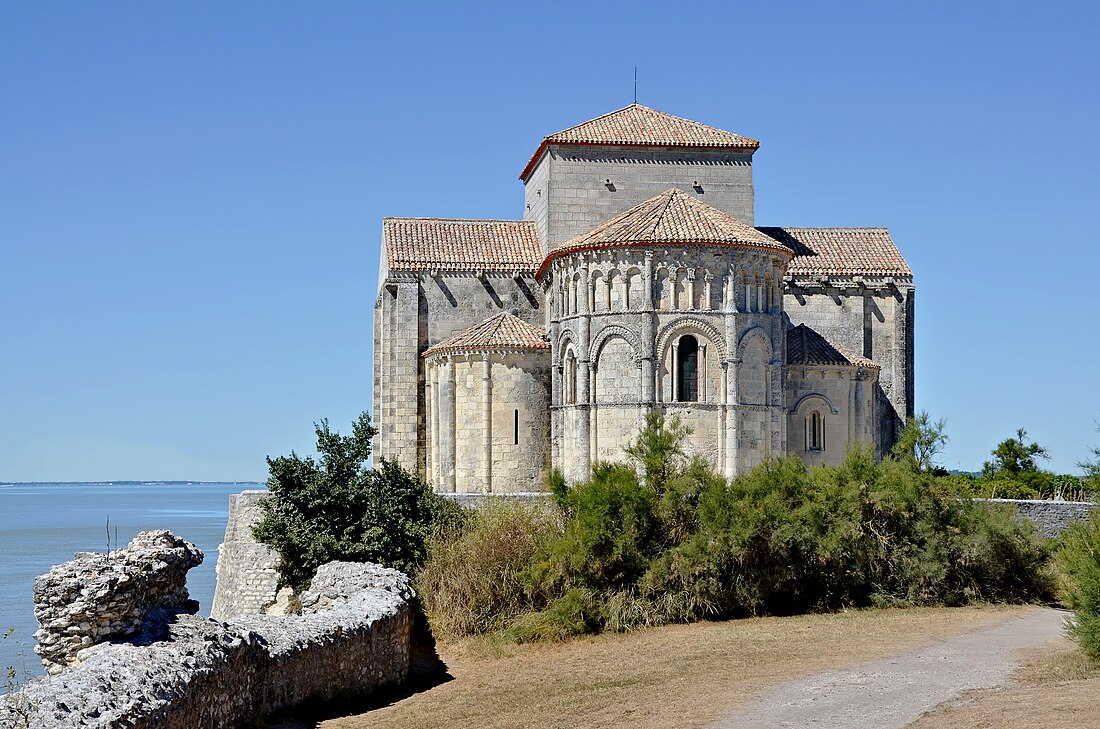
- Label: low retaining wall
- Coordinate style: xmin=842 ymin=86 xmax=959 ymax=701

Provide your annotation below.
xmin=440 ymin=491 xmax=553 ymax=509
xmin=985 ymin=498 xmax=1099 ymax=538
xmin=2 ymin=557 xmax=415 ymax=729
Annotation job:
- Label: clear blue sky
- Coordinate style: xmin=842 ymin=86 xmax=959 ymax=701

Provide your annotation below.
xmin=2 ymin=1 xmax=1098 ymax=481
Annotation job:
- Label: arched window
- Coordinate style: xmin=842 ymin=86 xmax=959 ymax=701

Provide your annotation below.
xmin=807 ymin=411 xmax=824 ymax=451
xmin=676 ymin=335 xmax=699 ymax=402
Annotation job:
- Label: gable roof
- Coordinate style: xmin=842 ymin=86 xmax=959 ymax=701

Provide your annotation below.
xmin=424 ymin=312 xmax=549 ymax=357
xmin=758 ymin=227 xmax=912 ymax=278
xmin=537 ymin=188 xmax=791 ymax=278
xmin=521 ymin=104 xmax=759 ymax=181
xmin=383 ymin=218 xmax=542 ymax=273
xmin=786 ymin=324 xmax=879 ymax=369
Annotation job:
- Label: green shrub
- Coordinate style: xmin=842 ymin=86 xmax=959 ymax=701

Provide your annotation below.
xmin=532 ymin=461 xmax=660 ymax=594
xmin=505 ymin=587 xmax=603 ymax=642
xmin=640 ymin=447 xmax=1052 ymax=618
xmin=253 ymin=413 xmax=462 ymax=590
xmin=417 ymin=500 xmax=563 ymax=638
xmin=415 ymin=413 xmax=1054 ymax=644
xmin=1055 ymin=512 xmax=1100 ymax=662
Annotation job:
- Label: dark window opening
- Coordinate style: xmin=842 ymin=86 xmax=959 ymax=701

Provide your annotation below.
xmin=514 ymin=409 xmax=519 ymax=445
xmin=808 ymin=411 xmax=824 ymax=451
xmin=676 ymin=335 xmax=699 ymax=402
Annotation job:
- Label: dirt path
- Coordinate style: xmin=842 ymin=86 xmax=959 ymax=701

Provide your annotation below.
xmin=714 ymin=607 xmax=1069 ymax=729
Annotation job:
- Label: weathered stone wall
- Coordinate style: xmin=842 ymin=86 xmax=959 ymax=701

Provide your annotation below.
xmin=374 ymin=276 xmax=421 ymax=474
xmin=784 ymin=280 xmax=914 ymax=456
xmin=548 ymin=245 xmax=789 ymax=481
xmin=31 ymin=530 xmax=203 ymax=675
xmin=986 ymin=498 xmax=1099 ymax=538
xmin=525 ymin=146 xmax=756 ymax=251
xmin=3 ymin=560 xmax=415 ymax=729
xmin=427 ymin=349 xmax=551 ymax=494
xmin=375 ymin=270 xmax=543 ymax=482
xmin=785 ymin=364 xmax=878 ymax=468
xmin=211 ymin=489 xmax=283 ymax=621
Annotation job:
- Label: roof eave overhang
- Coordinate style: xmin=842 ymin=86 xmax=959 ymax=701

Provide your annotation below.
xmin=386 ymin=265 xmax=538 ymax=276
xmin=535 ymin=239 xmax=794 ymax=281
xmin=519 ymin=140 xmax=760 ymax=182
xmin=423 ymin=345 xmax=550 ymax=359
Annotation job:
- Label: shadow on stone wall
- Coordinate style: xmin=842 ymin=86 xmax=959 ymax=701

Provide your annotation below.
xmin=2 ymin=556 xmax=423 ymax=729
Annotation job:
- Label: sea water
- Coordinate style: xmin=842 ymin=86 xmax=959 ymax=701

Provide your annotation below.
xmin=0 ymin=481 xmax=262 ymax=682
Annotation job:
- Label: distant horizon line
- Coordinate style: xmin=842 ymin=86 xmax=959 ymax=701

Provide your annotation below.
xmin=0 ymin=480 xmax=266 ymax=486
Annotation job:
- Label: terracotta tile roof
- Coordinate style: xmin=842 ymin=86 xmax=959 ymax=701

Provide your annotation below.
xmin=786 ymin=324 xmax=879 ymax=369
xmin=383 ymin=218 xmax=542 ymax=273
xmin=521 ymin=104 xmax=759 ymax=181
xmin=758 ymin=227 xmax=913 ymax=277
xmin=537 ymin=188 xmax=791 ymax=278
xmin=424 ymin=312 xmax=549 ymax=357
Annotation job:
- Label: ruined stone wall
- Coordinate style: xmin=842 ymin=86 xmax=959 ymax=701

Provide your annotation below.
xmin=210 ymin=489 xmax=283 ymax=621
xmin=31 ymin=530 xmax=203 ymax=676
xmin=3 ymin=559 xmax=414 ymax=729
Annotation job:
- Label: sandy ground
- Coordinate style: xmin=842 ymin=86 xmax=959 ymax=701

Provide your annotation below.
xmin=908 ymin=634 xmax=1100 ymax=729
xmin=265 ymin=605 xmax=1037 ymax=729
xmin=715 ymin=607 xmax=1068 ymax=729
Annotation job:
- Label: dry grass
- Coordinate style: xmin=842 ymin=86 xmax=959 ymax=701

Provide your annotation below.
xmin=909 ymin=633 xmax=1100 ymax=729
xmin=303 ymin=605 xmax=1026 ymax=729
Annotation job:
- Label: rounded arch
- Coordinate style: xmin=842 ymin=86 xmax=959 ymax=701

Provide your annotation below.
xmin=589 ymin=269 xmax=607 ymax=312
xmin=656 ymin=316 xmax=726 ymax=364
xmin=593 ymin=333 xmax=639 ymax=405
xmin=556 ymin=328 xmax=581 ymax=362
xmin=790 ymin=392 xmax=838 ymax=415
xmin=606 ymin=268 xmax=623 ymax=311
xmin=590 ymin=324 xmax=642 ymax=365
xmin=654 ymin=267 xmax=672 ymax=311
xmin=736 ymin=326 xmax=772 ymax=361
xmin=625 ymin=266 xmax=645 ymax=310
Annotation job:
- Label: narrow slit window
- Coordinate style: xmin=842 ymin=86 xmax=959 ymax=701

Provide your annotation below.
xmin=676 ymin=335 xmax=699 ymax=402
xmin=514 ymin=409 xmax=519 ymax=445
xmin=808 ymin=411 xmax=824 ymax=451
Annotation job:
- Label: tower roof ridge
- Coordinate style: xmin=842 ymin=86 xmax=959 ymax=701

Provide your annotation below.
xmin=520 ymin=104 xmax=759 ymax=181
xmin=423 ymin=312 xmax=549 ymax=357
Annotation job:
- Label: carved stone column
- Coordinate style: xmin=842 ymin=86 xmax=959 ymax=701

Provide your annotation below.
xmin=438 ymin=357 xmax=456 ymax=493
xmin=430 ymin=362 xmax=439 ymax=486
xmin=641 ymin=252 xmax=656 ymax=404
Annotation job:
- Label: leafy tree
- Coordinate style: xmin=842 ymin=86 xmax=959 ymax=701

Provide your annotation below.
xmin=1079 ymin=422 xmax=1100 ymax=488
xmin=623 ymin=410 xmax=692 ymax=494
xmin=253 ymin=412 xmax=460 ymax=590
xmin=891 ymin=410 xmax=949 ymax=472
xmin=983 ymin=428 xmax=1050 ymax=478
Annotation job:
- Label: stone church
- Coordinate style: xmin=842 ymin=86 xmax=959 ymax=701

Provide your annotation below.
xmin=373 ymin=104 xmax=914 ymax=492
